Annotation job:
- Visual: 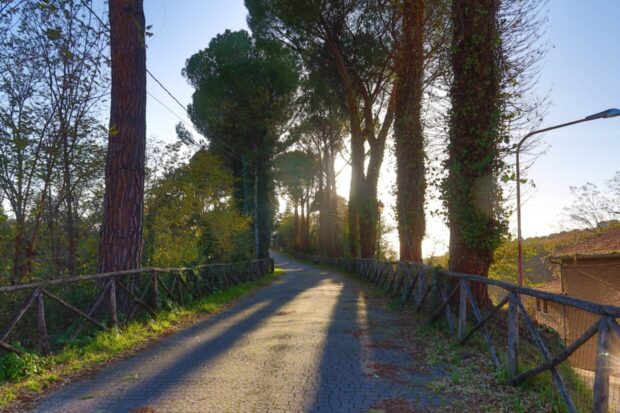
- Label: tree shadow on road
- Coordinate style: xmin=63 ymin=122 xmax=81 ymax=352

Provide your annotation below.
xmin=34 ymin=256 xmax=323 ymax=412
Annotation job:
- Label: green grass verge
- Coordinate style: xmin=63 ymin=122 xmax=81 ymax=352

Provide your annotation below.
xmin=0 ymin=267 xmax=284 ymax=409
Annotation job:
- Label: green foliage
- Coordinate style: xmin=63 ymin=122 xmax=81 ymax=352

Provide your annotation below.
xmin=0 ymin=352 xmax=43 ymax=382
xmin=275 ymin=212 xmax=296 ymax=251
xmin=274 ymin=151 xmax=318 ymax=205
xmin=490 ymin=222 xmax=620 ymax=286
xmin=144 ymin=147 xmax=253 ymax=266
xmin=183 ymin=29 xmax=300 ymax=258
xmin=489 ymin=237 xmax=541 ymax=286
xmin=442 ymin=0 xmax=507 ymax=272
xmin=0 ymin=268 xmax=283 ymax=407
xmin=183 ymin=29 xmax=299 ymax=159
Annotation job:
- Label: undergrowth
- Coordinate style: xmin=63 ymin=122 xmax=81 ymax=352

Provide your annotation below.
xmin=0 ymin=267 xmax=283 ymax=408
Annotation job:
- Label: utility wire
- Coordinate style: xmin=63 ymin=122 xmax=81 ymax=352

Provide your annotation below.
xmin=146 ymin=91 xmax=250 ymax=166
xmin=78 ymin=0 xmax=252 ymax=166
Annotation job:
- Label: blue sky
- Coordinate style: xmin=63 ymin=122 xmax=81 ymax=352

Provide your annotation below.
xmin=141 ymin=0 xmax=620 ymax=255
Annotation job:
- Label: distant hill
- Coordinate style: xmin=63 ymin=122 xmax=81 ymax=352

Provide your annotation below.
xmin=426 ymin=220 xmax=620 ymax=286
xmin=491 ymin=220 xmax=620 ymax=286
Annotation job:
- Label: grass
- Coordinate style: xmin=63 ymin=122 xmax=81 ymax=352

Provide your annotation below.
xmin=0 ymin=267 xmax=284 ymax=410
xmin=298 ymin=254 xmax=585 ymax=412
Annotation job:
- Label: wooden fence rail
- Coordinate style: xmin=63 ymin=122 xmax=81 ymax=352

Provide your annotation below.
xmin=302 ymin=255 xmax=620 ymax=413
xmin=0 ymin=258 xmax=274 ymax=357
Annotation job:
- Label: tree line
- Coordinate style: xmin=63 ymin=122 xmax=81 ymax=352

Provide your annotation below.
xmin=1 ymin=0 xmax=548 ymax=306
xmin=243 ymin=0 xmax=546 ymax=303
xmin=0 ymin=0 xmax=255 ymax=287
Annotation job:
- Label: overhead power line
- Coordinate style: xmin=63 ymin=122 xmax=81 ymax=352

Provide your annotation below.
xmin=78 ymin=0 xmax=252 ymax=166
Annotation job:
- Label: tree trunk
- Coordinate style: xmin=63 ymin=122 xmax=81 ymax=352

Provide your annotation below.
xmin=348 ymin=132 xmax=364 ymax=257
xmin=300 ymin=197 xmax=306 ymax=251
xmin=447 ymin=0 xmax=502 ymax=307
xmin=394 ymin=0 xmax=426 ymax=263
xmin=294 ymin=201 xmax=301 ymax=251
xmin=318 ymin=158 xmax=327 ymax=255
xmin=358 ymin=128 xmax=388 ymax=258
xmin=319 ymin=140 xmax=339 ymax=257
xmin=97 ymin=0 xmax=146 ymax=274
xmin=358 ymin=179 xmax=379 ymax=259
xmin=11 ymin=218 xmax=27 ymax=285
xmin=254 ymin=153 xmax=272 ymax=259
xmin=327 ymin=150 xmax=339 ymax=256
xmin=304 ymin=187 xmax=311 ymax=251
xmin=61 ymin=124 xmax=76 ymax=275
xmin=322 ymin=28 xmax=394 ymax=259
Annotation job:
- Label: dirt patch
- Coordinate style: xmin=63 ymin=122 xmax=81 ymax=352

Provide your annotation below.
xmin=365 ymin=340 xmax=403 ymax=350
xmin=365 ymin=362 xmax=405 ymax=384
xmin=131 ymin=407 xmax=158 ymax=413
xmin=275 ymin=311 xmax=293 ymax=316
xmin=371 ymin=397 xmax=427 ymax=413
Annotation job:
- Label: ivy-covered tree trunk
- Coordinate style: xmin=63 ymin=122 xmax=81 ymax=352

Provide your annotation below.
xmin=358 ymin=177 xmax=380 ymax=259
xmin=394 ymin=0 xmax=426 ymax=262
xmin=446 ymin=0 xmax=504 ymax=307
xmin=97 ymin=0 xmax=146 ymax=274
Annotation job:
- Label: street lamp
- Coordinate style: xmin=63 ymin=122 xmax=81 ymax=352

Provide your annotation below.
xmin=516 ymin=108 xmax=620 ymax=286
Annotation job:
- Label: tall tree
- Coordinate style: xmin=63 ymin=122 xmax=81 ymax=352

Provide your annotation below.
xmin=97 ymin=0 xmax=146 ymax=273
xmin=562 ymin=181 xmax=618 ymax=234
xmin=274 ymin=150 xmax=318 ymax=252
xmin=0 ymin=0 xmax=108 ymax=283
xmin=184 ymin=30 xmax=299 ymax=259
xmin=247 ymin=0 xmax=396 ymax=258
xmin=445 ymin=0 xmax=505 ymax=306
xmin=298 ymin=73 xmax=347 ymax=257
xmin=394 ymin=0 xmax=426 ymax=262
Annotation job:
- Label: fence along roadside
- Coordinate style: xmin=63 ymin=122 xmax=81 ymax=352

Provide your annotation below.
xmin=0 ymin=258 xmax=274 ymax=357
xmin=301 ymin=254 xmax=620 ymax=413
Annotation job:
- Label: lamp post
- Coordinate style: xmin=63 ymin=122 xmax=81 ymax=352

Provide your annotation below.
xmin=516 ymin=108 xmax=620 ymax=287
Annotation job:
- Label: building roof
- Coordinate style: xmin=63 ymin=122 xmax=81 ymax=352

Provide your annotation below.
xmin=551 ymin=227 xmax=620 ymax=259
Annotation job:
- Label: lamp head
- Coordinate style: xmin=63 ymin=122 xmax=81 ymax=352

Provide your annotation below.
xmin=585 ymin=108 xmax=620 ymax=120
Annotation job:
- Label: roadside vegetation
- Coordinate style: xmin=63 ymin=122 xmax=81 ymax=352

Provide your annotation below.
xmin=0 ymin=268 xmax=283 ymax=410
xmin=343 ymin=260 xmax=591 ymax=413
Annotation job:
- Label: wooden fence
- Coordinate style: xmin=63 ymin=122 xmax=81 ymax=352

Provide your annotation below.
xmin=0 ymin=258 xmax=274 ymax=357
xmin=304 ymin=255 xmax=620 ymax=413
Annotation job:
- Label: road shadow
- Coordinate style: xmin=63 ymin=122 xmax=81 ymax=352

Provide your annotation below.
xmin=33 ymin=256 xmax=323 ymax=412
xmin=307 ymin=265 xmax=452 ymax=412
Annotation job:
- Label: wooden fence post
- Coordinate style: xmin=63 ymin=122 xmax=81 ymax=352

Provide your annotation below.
xmin=593 ymin=317 xmax=611 ymax=413
xmin=416 ymin=270 xmax=425 ymax=307
xmin=152 ymin=271 xmax=160 ymax=311
xmin=458 ymin=280 xmax=467 ymax=340
xmin=36 ymin=290 xmax=50 ymax=355
xmin=507 ymin=293 xmax=519 ymax=376
xmin=109 ymin=279 xmax=118 ymax=327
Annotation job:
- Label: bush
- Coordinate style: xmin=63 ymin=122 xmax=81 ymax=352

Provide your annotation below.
xmin=0 ymin=352 xmax=42 ymax=382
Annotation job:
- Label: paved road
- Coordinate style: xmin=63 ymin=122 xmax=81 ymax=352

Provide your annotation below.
xmin=33 ymin=253 xmax=451 ymax=413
